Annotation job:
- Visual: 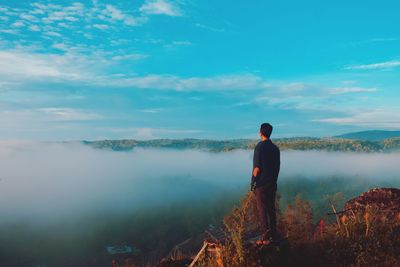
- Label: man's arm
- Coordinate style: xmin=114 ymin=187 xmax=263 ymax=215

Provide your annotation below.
xmin=251 ymin=144 xmax=261 ymax=191
xmin=253 ymin=144 xmax=261 ymax=176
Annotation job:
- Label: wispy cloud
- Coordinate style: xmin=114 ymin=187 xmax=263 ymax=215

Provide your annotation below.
xmin=328 ymin=87 xmax=377 ymax=94
xmin=105 ymin=73 xmax=270 ymax=91
xmin=345 ymin=37 xmax=399 ymax=47
xmin=0 ymin=29 xmax=19 ymax=34
xmin=139 ymin=108 xmax=165 ymax=113
xmin=0 ymin=50 xmax=94 ymax=81
xmin=106 ymin=127 xmax=202 ymax=139
xmin=254 ymin=82 xmax=382 ymax=113
xmin=171 ymin=40 xmax=192 ymax=46
xmin=11 ymin=21 xmax=24 ymax=28
xmin=163 ymin=40 xmax=193 ymax=49
xmin=0 ymin=47 xmax=151 ymax=82
xmin=92 ymin=24 xmax=109 ymax=30
xmin=0 ymin=47 xmax=269 ymax=90
xmin=0 ymin=107 xmax=102 ymax=140
xmin=140 ymin=0 xmax=183 ymax=16
xmin=345 ymin=60 xmax=400 ymax=70
xmin=111 ymin=53 xmax=148 ymax=61
xmin=0 ymin=49 xmax=277 ymax=91
xmin=195 ymin=23 xmax=225 ymax=32
xmin=255 ymin=95 xmax=322 ymax=111
xmin=315 ymin=109 xmax=400 ymax=128
xmin=103 ymin=4 xmax=146 ymax=26
xmin=39 ymin=108 xmax=102 ymax=121
xmin=366 ymin=37 xmax=399 ymax=43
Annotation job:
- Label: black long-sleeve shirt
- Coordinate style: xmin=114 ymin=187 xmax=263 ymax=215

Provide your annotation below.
xmin=252 ymin=139 xmax=280 ymax=188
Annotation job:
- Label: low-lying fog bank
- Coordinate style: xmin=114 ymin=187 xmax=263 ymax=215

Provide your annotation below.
xmin=1 ymin=142 xmax=399 ymax=222
xmin=0 ymin=142 xmax=399 ymax=266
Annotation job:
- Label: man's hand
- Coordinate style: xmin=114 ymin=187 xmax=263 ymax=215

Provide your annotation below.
xmin=251 ymin=181 xmax=256 ymax=192
xmin=250 ymin=176 xmax=256 ymax=192
xmin=252 ymin=167 xmax=260 ymax=178
xmin=251 ymin=167 xmax=260 ymax=192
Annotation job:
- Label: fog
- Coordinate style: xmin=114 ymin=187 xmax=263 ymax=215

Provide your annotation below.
xmin=1 ymin=141 xmax=400 ymax=266
xmin=282 ymin=150 xmax=400 ymax=179
xmin=0 ymin=142 xmax=249 ymax=223
xmin=1 ymin=142 xmax=399 ymax=224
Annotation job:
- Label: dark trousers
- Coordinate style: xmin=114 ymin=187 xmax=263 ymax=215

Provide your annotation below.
xmin=254 ymin=183 xmax=277 ymax=240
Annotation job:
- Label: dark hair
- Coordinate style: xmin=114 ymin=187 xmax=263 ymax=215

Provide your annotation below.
xmin=260 ymin=123 xmax=273 ymax=138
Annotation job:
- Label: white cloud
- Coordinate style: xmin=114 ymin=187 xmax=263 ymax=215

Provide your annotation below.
xmin=366 ymin=38 xmax=398 ymax=43
xmin=11 ymin=21 xmax=24 ymax=28
xmin=0 ymin=108 xmax=99 ymax=124
xmin=0 ymin=50 xmax=334 ymax=94
xmin=103 ymin=4 xmax=144 ymax=26
xmin=279 ymin=82 xmax=306 ymax=92
xmin=133 ymin=128 xmax=155 ymax=139
xmin=1 ymin=1 xmax=146 ymax=39
xmin=315 ymin=109 xmax=400 ymax=128
xmin=105 ymin=5 xmax=124 ymax=20
xmin=51 ymin=43 xmax=69 ymax=51
xmin=342 ymin=80 xmax=357 ymax=85
xmin=255 ymin=95 xmax=315 ymax=111
xmin=20 ymin=13 xmax=38 ymax=22
xmin=92 ymin=24 xmax=109 ymax=30
xmin=40 ymin=2 xmax=84 ymax=23
xmin=254 ymin=82 xmax=381 ymax=113
xmin=0 ymin=29 xmax=19 ymax=34
xmin=0 ymin=48 xmax=383 ymax=97
xmin=345 ymin=38 xmax=399 ymax=47
xmin=0 ymin=49 xmax=142 ymax=85
xmin=124 ymin=16 xmax=142 ymax=26
xmin=111 ymin=53 xmax=148 ymax=60
xmin=105 ymin=73 xmax=269 ymax=91
xmin=0 ymin=108 xmax=102 ymax=140
xmin=140 ymin=0 xmax=182 ymax=16
xmin=139 ymin=108 xmax=164 ymax=113
xmin=345 ymin=60 xmax=400 ymax=70
xmin=28 ymin=25 xmax=40 ymax=31
xmin=0 ymin=51 xmax=65 ymax=78
xmin=0 ymin=50 xmax=94 ymax=81
xmin=171 ymin=40 xmax=192 ymax=46
xmin=107 ymin=127 xmax=202 ymax=139
xmin=328 ymin=87 xmax=377 ymax=94
xmin=39 ymin=108 xmax=101 ymax=121
xmin=43 ymin=31 xmax=62 ymax=37
xmin=195 ymin=23 xmax=225 ymax=32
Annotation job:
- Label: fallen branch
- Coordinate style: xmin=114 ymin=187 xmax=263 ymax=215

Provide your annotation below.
xmin=188 ymin=242 xmax=208 ymax=267
xmin=326 ymin=208 xmax=353 ymax=216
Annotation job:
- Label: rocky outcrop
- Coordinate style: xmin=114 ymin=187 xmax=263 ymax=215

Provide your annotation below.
xmin=343 ymin=187 xmax=400 ymax=219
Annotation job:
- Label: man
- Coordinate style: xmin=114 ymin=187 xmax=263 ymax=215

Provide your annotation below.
xmin=251 ymin=123 xmax=280 ymax=244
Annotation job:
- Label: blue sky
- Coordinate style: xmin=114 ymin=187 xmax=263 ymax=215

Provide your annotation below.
xmin=0 ymin=0 xmax=399 ymax=140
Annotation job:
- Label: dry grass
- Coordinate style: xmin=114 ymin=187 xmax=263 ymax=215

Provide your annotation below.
xmin=195 ymin=192 xmax=400 ymax=267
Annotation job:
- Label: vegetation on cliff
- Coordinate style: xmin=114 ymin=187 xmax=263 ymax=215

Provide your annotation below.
xmin=187 ymin=188 xmax=400 ymax=267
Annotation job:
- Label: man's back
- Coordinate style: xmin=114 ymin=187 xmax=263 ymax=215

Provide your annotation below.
xmin=253 ymin=139 xmax=280 ymax=187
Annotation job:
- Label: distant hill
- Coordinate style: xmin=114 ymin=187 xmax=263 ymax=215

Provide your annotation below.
xmin=335 ymin=130 xmax=400 ymax=141
xmin=83 ymin=136 xmax=400 ymax=153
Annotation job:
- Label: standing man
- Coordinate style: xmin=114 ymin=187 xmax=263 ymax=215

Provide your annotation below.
xmin=251 ymin=123 xmax=280 ymax=244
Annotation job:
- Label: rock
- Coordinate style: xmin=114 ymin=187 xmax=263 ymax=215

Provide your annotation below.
xmin=343 ymin=187 xmax=400 ymax=219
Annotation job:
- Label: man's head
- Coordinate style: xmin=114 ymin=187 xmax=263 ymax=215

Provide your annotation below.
xmin=259 ymin=123 xmax=273 ymax=139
